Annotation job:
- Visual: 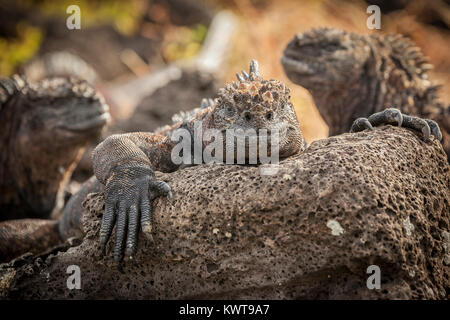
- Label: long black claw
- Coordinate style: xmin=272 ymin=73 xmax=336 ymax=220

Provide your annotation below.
xmin=367 ymin=108 xmax=403 ymax=127
xmin=402 ymin=115 xmax=431 ymax=141
xmin=425 ymin=119 xmax=442 ymax=141
xmin=350 ymin=117 xmax=373 ymax=133
xmin=99 ymin=198 xmax=117 ymax=253
xmin=140 ymin=188 xmax=153 ymax=241
xmin=149 ymin=180 xmax=172 ymax=199
xmin=422 ymin=125 xmax=431 ymax=141
xmin=114 ymin=202 xmax=127 ymax=262
xmin=140 ymin=180 xmax=172 ymax=243
xmin=125 ymin=203 xmax=139 ymax=260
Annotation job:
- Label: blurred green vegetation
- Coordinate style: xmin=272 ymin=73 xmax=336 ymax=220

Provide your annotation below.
xmin=20 ymin=0 xmax=145 ymax=34
xmin=0 ymin=22 xmax=42 ymax=75
xmin=0 ymin=0 xmax=145 ymax=76
xmin=163 ymin=24 xmax=208 ymax=62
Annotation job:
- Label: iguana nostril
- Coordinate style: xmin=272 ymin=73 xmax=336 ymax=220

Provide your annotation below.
xmin=266 ymin=112 xmax=273 ymax=120
xmin=244 ymin=113 xmax=252 ymax=121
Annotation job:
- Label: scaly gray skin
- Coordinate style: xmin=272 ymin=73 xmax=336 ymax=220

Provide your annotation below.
xmin=0 ymin=61 xmax=441 ymax=264
xmin=281 ymin=28 xmax=449 ymax=159
xmin=0 ymin=75 xmax=110 ymax=220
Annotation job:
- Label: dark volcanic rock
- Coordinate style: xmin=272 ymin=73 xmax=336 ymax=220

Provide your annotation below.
xmin=1 ymin=126 xmax=449 ymax=299
xmin=113 ymin=70 xmax=219 ymax=133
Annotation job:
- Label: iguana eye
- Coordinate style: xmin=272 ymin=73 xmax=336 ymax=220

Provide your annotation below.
xmin=323 ymin=42 xmax=345 ymax=53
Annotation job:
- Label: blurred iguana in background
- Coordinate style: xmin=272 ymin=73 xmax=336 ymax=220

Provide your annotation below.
xmin=0 ymin=75 xmax=109 ymax=222
xmin=282 ymin=28 xmax=449 ymax=160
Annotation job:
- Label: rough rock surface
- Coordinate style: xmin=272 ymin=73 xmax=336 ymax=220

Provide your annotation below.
xmin=1 ymin=126 xmax=448 ymax=299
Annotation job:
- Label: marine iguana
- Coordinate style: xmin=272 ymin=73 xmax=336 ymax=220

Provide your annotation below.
xmin=0 ymin=75 xmax=110 ymax=221
xmin=281 ymin=28 xmax=449 ymax=159
xmin=0 ymin=60 xmax=442 ymax=263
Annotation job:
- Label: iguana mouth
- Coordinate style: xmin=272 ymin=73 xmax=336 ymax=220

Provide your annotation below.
xmin=59 ymin=112 xmax=110 ymax=132
xmin=281 ymin=55 xmax=314 ymax=76
xmin=222 ymin=124 xmax=288 ymax=148
xmin=225 ymin=122 xmax=288 ymax=136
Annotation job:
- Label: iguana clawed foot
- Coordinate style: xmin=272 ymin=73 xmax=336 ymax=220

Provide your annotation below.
xmin=351 ymin=108 xmax=442 ymax=142
xmin=99 ymin=169 xmax=172 ymax=263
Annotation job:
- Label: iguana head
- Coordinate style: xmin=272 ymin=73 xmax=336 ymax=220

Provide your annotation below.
xmin=209 ymin=60 xmax=304 ymax=159
xmin=13 ymin=77 xmax=110 ymax=148
xmin=281 ymin=28 xmax=371 ymax=95
xmin=0 ymin=75 xmax=110 ymax=217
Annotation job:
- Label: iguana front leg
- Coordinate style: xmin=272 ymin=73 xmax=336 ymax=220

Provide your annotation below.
xmin=92 ymin=133 xmax=178 ymax=262
xmin=350 ymin=108 xmax=443 ymax=142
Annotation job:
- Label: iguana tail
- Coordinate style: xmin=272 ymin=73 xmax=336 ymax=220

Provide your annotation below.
xmin=0 ymin=219 xmax=61 ymax=263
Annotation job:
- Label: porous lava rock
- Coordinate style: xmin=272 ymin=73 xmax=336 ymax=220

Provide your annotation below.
xmin=1 ymin=126 xmax=449 ymax=299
